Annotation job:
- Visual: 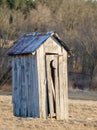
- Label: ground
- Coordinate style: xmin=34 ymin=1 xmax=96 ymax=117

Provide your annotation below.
xmin=0 ymin=87 xmax=97 ymax=130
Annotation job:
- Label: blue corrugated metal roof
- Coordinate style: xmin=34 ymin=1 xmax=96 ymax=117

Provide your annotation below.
xmin=7 ymin=31 xmax=71 ymax=55
xmin=7 ymin=31 xmax=54 ymax=55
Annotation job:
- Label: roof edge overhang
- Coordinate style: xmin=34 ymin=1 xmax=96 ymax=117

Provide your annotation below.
xmin=52 ymin=33 xmax=73 ymax=56
xmin=8 ymin=51 xmax=36 ymax=56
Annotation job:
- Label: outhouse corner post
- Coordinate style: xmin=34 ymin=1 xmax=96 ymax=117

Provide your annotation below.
xmin=63 ymin=49 xmax=68 ymax=119
xmin=36 ymin=45 xmax=47 ymax=119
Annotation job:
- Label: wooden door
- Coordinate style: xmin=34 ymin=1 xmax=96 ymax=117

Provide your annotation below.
xmin=45 ymin=54 xmax=60 ymax=119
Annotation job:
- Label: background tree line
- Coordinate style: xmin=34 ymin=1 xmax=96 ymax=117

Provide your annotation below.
xmin=0 ymin=0 xmax=97 ymax=90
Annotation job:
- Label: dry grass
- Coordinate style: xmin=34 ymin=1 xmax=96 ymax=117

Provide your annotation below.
xmin=0 ymin=88 xmax=97 ymax=130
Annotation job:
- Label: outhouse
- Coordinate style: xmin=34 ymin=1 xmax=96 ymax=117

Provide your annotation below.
xmin=7 ymin=31 xmax=71 ymax=120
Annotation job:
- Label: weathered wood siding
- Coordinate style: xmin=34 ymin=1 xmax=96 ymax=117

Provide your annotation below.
xmin=62 ymin=49 xmax=68 ymax=119
xmin=44 ymin=37 xmax=68 ymax=120
xmin=44 ymin=37 xmax=62 ymax=54
xmin=36 ymin=45 xmax=47 ymax=119
xmin=36 ymin=37 xmax=68 ymax=120
xmin=11 ymin=36 xmax=68 ymax=120
xmin=12 ymin=54 xmax=39 ymax=117
xmin=58 ymin=48 xmax=68 ymax=120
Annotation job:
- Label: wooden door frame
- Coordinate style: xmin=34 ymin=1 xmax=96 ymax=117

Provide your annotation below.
xmin=45 ymin=53 xmax=59 ymax=119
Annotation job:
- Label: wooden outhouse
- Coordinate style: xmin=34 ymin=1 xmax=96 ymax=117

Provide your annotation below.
xmin=7 ymin=31 xmax=71 ymax=120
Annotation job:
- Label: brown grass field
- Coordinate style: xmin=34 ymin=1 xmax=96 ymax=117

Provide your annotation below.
xmin=0 ymin=87 xmax=97 ymax=130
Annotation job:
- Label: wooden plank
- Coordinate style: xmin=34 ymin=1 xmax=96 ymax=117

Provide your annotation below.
xmin=15 ymin=57 xmax=19 ymax=116
xmin=18 ymin=57 xmax=22 ymax=116
xmin=44 ymin=37 xmax=61 ymax=54
xmin=58 ymin=55 xmax=65 ymax=120
xmin=46 ymin=55 xmax=55 ymax=118
xmin=32 ymin=56 xmax=39 ymax=117
xmin=12 ymin=57 xmax=16 ymax=115
xmin=24 ymin=55 xmax=30 ymax=117
xmin=19 ymin=54 xmax=39 ymax=117
xmin=30 ymin=55 xmax=35 ymax=117
xmin=12 ymin=54 xmax=40 ymax=118
xmin=62 ymin=50 xmax=68 ymax=119
xmin=33 ymin=56 xmax=37 ymax=116
xmin=12 ymin=56 xmax=21 ymax=116
xmin=27 ymin=55 xmax=32 ymax=117
xmin=17 ymin=57 xmax=21 ymax=116
xmin=37 ymin=45 xmax=47 ymax=119
xmin=54 ymin=55 xmax=60 ymax=120
xmin=12 ymin=57 xmax=15 ymax=104
xmin=20 ymin=56 xmax=27 ymax=117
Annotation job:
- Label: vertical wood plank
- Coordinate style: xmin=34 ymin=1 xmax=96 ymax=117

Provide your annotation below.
xmin=62 ymin=50 xmax=68 ymax=119
xmin=58 ymin=55 xmax=65 ymax=120
xmin=15 ymin=57 xmax=19 ymax=116
xmin=12 ymin=57 xmax=16 ymax=115
xmin=13 ymin=57 xmax=18 ymax=116
xmin=37 ymin=45 xmax=47 ymax=119
xmin=17 ymin=57 xmax=21 ymax=116
xmin=63 ymin=50 xmax=68 ymax=119
xmin=54 ymin=55 xmax=60 ymax=120
xmin=13 ymin=56 xmax=21 ymax=116
xmin=26 ymin=55 xmax=39 ymax=117
xmin=32 ymin=56 xmax=39 ymax=117
xmin=32 ymin=56 xmax=37 ymax=117
xmin=30 ymin=55 xmax=35 ymax=117
xmin=12 ymin=57 xmax=15 ymax=104
xmin=24 ymin=56 xmax=29 ymax=117
xmin=46 ymin=55 xmax=55 ymax=118
xmin=27 ymin=55 xmax=32 ymax=117
xmin=20 ymin=56 xmax=27 ymax=117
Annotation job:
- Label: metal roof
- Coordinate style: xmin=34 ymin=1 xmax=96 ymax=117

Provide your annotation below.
xmin=7 ymin=31 xmax=71 ymax=55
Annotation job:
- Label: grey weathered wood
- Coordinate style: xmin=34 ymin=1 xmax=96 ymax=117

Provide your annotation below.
xmin=63 ymin=50 xmax=68 ymax=119
xmin=12 ymin=56 xmax=21 ymax=116
xmin=46 ymin=55 xmax=55 ymax=118
xmin=54 ymin=55 xmax=60 ymax=120
xmin=44 ymin=37 xmax=61 ymax=54
xmin=58 ymin=55 xmax=65 ymax=120
xmin=12 ymin=54 xmax=40 ymax=117
xmin=20 ymin=57 xmax=27 ymax=117
xmin=24 ymin=56 xmax=29 ymax=117
xmin=45 ymin=52 xmax=68 ymax=120
xmin=17 ymin=57 xmax=21 ymax=116
xmin=15 ymin=57 xmax=19 ymax=115
xmin=27 ymin=55 xmax=32 ymax=117
xmin=12 ymin=57 xmax=15 ymax=104
xmin=12 ymin=57 xmax=15 ymax=115
xmin=29 ymin=55 xmax=39 ymax=117
xmin=37 ymin=45 xmax=47 ymax=119
xmin=33 ymin=56 xmax=39 ymax=117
